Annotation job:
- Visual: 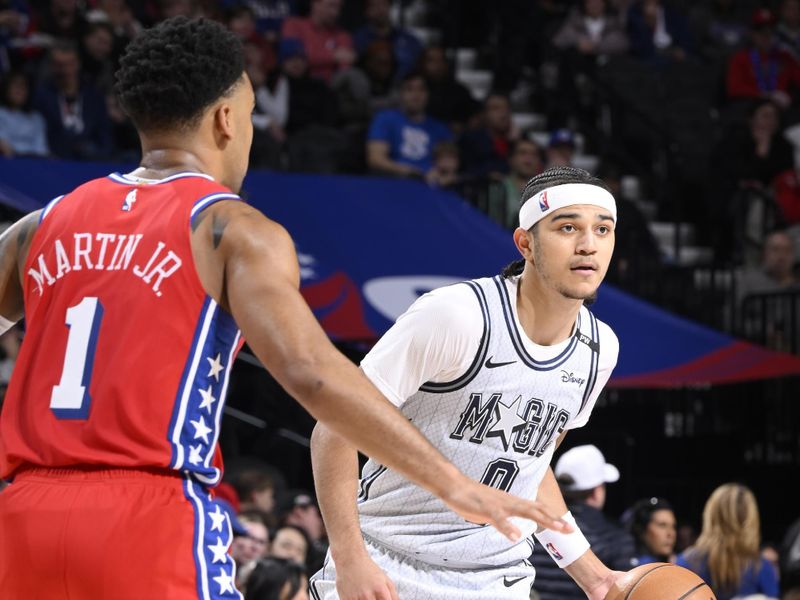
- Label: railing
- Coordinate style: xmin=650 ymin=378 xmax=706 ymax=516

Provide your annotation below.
xmin=740 ymin=290 xmax=800 ymax=355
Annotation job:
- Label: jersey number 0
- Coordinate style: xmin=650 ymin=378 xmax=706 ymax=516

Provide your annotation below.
xmin=49 ymin=296 xmax=104 ymax=419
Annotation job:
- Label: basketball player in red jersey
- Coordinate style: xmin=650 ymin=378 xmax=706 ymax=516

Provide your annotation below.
xmin=0 ymin=17 xmax=570 ymax=599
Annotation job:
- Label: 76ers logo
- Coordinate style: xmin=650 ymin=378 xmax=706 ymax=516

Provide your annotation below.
xmin=539 ymin=190 xmax=550 ymax=212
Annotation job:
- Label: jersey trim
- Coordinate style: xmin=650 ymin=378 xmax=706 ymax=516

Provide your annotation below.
xmin=357 ymin=465 xmax=388 ymax=503
xmin=493 ymin=276 xmax=579 ymax=371
xmin=418 ymin=280 xmax=490 ymax=394
xmin=190 ymin=192 xmax=242 ymax=227
xmin=107 ymin=171 xmax=215 ymax=185
xmin=38 ymin=195 xmax=65 ymax=223
xmin=576 ymin=311 xmax=600 ymax=420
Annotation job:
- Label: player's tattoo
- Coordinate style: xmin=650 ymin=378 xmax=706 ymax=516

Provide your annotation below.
xmin=211 ymin=212 xmax=229 ymax=249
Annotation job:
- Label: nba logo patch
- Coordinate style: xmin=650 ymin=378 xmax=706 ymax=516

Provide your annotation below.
xmin=546 ymin=542 xmax=563 ymax=561
xmin=122 ymin=189 xmax=138 ymax=212
xmin=539 ymin=190 xmax=550 ymax=212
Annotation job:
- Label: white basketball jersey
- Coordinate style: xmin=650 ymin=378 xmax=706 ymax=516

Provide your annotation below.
xmin=357 ymin=275 xmax=618 ymax=569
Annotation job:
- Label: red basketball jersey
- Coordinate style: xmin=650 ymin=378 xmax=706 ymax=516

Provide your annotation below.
xmin=0 ymin=172 xmax=244 ymax=486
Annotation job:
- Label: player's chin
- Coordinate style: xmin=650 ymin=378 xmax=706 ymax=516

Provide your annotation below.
xmin=560 ymin=284 xmax=599 ymax=303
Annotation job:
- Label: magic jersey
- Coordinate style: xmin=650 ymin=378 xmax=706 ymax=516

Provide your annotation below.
xmin=0 ymin=172 xmax=243 ymax=486
xmin=357 ymin=276 xmax=619 ymax=568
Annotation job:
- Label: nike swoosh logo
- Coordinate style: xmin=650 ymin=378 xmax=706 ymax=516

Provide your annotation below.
xmin=503 ymin=576 xmax=526 ymax=587
xmin=485 ymin=357 xmax=516 ymax=369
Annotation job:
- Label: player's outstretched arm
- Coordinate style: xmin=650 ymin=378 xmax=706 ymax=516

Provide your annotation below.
xmin=194 ymin=201 xmax=570 ymax=540
xmin=0 ymin=211 xmax=41 ymax=330
xmin=311 ymin=423 xmax=398 ymax=600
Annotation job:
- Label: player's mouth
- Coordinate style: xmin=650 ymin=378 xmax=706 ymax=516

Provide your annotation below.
xmin=570 ymin=262 xmax=598 ymax=273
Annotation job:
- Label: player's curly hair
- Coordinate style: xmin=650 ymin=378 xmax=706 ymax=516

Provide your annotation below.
xmin=501 ymin=166 xmax=611 ymax=278
xmin=115 ymin=16 xmax=245 ymax=132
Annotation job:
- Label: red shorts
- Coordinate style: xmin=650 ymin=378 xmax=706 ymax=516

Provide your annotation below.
xmin=0 ymin=466 xmax=243 ymax=600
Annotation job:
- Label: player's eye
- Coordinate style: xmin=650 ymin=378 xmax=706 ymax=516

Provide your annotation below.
xmin=560 ymin=224 xmax=575 ymax=233
xmin=596 ymin=225 xmax=610 ymax=235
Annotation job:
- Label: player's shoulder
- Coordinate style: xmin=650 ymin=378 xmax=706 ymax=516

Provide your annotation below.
xmin=412 ymin=279 xmax=486 ymax=318
xmin=589 ymin=310 xmax=620 ymax=365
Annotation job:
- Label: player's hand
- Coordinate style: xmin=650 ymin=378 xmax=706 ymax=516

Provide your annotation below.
xmin=441 ymin=478 xmax=572 ymax=541
xmin=335 ymin=553 xmax=399 ymax=600
xmin=586 ymin=569 xmax=625 ymax=600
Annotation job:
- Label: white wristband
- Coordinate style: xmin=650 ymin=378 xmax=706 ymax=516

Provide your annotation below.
xmin=533 ymin=511 xmax=590 ymax=568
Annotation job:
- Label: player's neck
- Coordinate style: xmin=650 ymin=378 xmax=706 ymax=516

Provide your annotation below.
xmin=516 ymin=270 xmax=582 ymax=346
xmin=135 ymin=139 xmax=218 ymax=182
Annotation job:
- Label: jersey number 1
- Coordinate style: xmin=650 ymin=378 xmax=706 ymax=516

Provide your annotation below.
xmin=50 ymin=297 xmax=104 ymax=419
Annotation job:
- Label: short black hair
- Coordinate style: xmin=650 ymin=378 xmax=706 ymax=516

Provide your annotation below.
xmin=245 ymin=557 xmax=306 ymax=600
xmin=623 ymin=497 xmax=674 ymax=557
xmin=115 ymin=16 xmax=245 ymax=132
xmin=502 ymin=166 xmax=611 ymax=278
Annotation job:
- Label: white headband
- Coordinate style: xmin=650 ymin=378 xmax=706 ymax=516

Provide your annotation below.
xmin=519 ymin=183 xmax=617 ymax=230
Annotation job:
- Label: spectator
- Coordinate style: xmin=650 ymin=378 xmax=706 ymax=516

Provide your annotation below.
xmin=0 ymin=70 xmax=48 ymax=157
xmin=278 ymin=37 xmax=345 ymax=173
xmin=0 ymin=324 xmax=20 ymax=387
xmin=281 ymin=0 xmax=354 ymax=83
xmin=689 ymin=0 xmax=753 ymax=61
xmin=726 ymin=9 xmax=800 ymax=109
xmin=277 ymin=490 xmax=327 ymax=573
xmin=426 ymin=140 xmax=461 ymax=189
xmin=232 ymin=508 xmax=273 ymax=586
xmin=227 ymin=5 xmax=276 ymax=76
xmin=230 ymin=465 xmax=278 ymax=516
xmin=623 ymin=497 xmax=677 ymax=565
xmin=227 ymin=0 xmax=294 ymax=42
xmin=486 ymin=138 xmax=544 ymax=230
xmin=86 ymin=0 xmax=142 ymax=50
xmin=270 ymin=524 xmax=309 ymax=567
xmin=546 ymin=127 xmax=577 ymax=168
xmin=676 ymin=483 xmax=779 ymax=600
xmin=531 ymin=444 xmax=637 ymax=600
xmin=0 ymin=1 xmax=29 ymax=73
xmin=772 ymin=161 xmax=800 ymax=226
xmin=366 ymin=71 xmax=452 ymax=178
xmin=627 ymin=0 xmax=692 ymax=63
xmin=80 ymin=22 xmax=116 ymax=93
xmin=105 ymin=90 xmax=139 ymax=161
xmin=553 ymin=0 xmax=629 ymax=57
xmin=352 ymin=0 xmax=422 ymax=81
xmin=32 ymin=41 xmax=112 ymax=160
xmin=778 ymin=0 xmax=800 ymax=61
xmin=418 ymin=45 xmax=480 ymax=135
xmin=36 ymin=0 xmax=87 ymax=40
xmin=246 ymin=39 xmax=287 ymax=170
xmin=459 ymin=92 xmax=517 ymax=180
xmin=737 ymin=230 xmax=800 ymax=350
xmin=244 ymin=557 xmax=308 ymax=600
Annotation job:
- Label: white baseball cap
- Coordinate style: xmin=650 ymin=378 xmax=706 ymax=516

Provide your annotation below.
xmin=554 ymin=444 xmax=620 ymax=492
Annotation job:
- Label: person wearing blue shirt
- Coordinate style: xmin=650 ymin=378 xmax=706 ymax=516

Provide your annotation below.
xmin=676 ymin=483 xmax=779 ymax=600
xmin=367 ymin=72 xmax=452 ymax=178
xmin=353 ymin=0 xmax=422 ymax=80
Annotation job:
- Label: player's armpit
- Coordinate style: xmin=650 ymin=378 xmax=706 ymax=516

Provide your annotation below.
xmin=0 ymin=210 xmax=41 ymax=322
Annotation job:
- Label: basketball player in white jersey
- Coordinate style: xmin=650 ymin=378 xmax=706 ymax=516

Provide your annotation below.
xmin=309 ymin=166 xmax=625 ymax=600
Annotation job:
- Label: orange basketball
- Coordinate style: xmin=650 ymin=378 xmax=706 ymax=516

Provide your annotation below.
xmin=604 ymin=563 xmax=717 ymax=600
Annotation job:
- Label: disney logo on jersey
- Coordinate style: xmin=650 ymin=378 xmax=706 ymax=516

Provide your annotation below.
xmin=560 ymin=370 xmax=585 ymax=387
xmin=449 ymin=392 xmax=569 ymax=455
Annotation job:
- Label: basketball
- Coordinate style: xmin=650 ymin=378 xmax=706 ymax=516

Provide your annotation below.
xmin=604 ymin=563 xmax=717 ymax=600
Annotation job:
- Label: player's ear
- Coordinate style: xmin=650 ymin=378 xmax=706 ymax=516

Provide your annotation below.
xmin=212 ymin=101 xmax=235 ymax=145
xmin=513 ymin=227 xmax=534 ymax=262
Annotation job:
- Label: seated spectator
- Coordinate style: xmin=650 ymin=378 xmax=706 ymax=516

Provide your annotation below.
xmin=244 ymin=557 xmax=308 ymax=600
xmin=627 ymin=0 xmax=692 ymax=63
xmin=281 ymin=0 xmax=354 ymax=83
xmin=772 ymin=162 xmax=800 ymax=225
xmin=737 ymin=230 xmax=799 ymax=349
xmin=227 ymin=5 xmax=276 ymax=76
xmin=487 ymin=138 xmax=544 ymax=230
xmin=727 ymin=9 xmax=800 ymax=109
xmin=459 ymin=92 xmax=517 ymax=180
xmin=32 ymin=40 xmax=112 ymax=160
xmin=366 ymin=71 xmax=452 ymax=179
xmin=80 ymin=22 xmax=116 ymax=93
xmin=546 ymin=127 xmax=577 ymax=168
xmin=0 ymin=71 xmax=48 ymax=157
xmin=426 ymin=141 xmax=461 ymax=189
xmin=553 ymin=0 xmax=629 ymax=57
xmin=225 ymin=0 xmax=294 ymax=42
xmin=229 ymin=464 xmax=278 ymax=517
xmin=1 ymin=1 xmax=30 ymax=71
xmin=86 ymin=0 xmax=142 ymax=48
xmin=36 ymin=0 xmax=87 ymax=40
xmin=622 ymin=497 xmax=677 ymax=565
xmin=777 ymin=0 xmax=800 ymax=61
xmin=677 ymin=483 xmax=779 ymax=600
xmin=532 ymin=445 xmax=636 ymax=600
xmin=419 ymin=45 xmax=480 ymax=135
xmin=105 ymin=90 xmax=139 ymax=161
xmin=352 ymin=0 xmax=422 ymax=81
xmin=689 ymin=0 xmax=753 ymax=61
xmin=245 ymin=39 xmax=286 ymax=169
xmin=270 ymin=524 xmax=310 ymax=568
xmin=780 ymin=515 xmax=800 ymax=599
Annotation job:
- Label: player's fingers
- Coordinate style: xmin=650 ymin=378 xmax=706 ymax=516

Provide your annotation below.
xmin=489 ymin=513 xmax=522 ymax=542
xmin=386 ymin=579 xmax=400 ymax=600
xmin=505 ymin=496 xmax=571 ymax=533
